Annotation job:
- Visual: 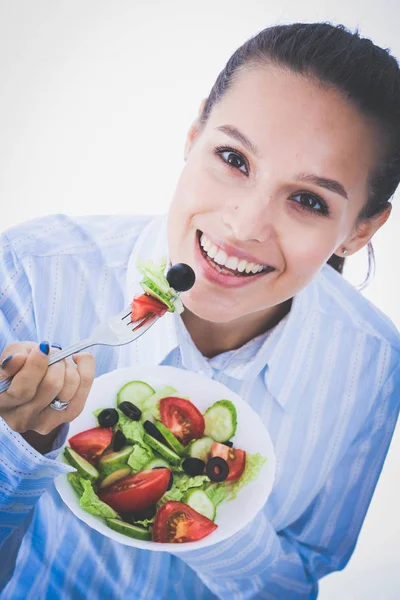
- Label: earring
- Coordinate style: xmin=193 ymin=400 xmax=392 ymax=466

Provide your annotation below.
xmin=342 ymin=247 xmax=348 ymax=255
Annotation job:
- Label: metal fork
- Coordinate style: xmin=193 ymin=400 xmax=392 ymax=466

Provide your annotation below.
xmin=0 ymin=305 xmax=161 ymax=394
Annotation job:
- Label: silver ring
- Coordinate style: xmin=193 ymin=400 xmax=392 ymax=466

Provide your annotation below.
xmin=49 ymin=398 xmax=69 ymax=411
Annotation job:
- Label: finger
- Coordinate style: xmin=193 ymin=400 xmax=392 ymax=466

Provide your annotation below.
xmin=1 ymin=341 xmax=36 ymax=359
xmin=31 ymin=353 xmax=95 ymax=434
xmin=4 ymin=342 xmax=52 ymax=406
xmin=4 ymin=359 xmax=67 ymax=432
xmin=64 ymin=353 xmax=96 ymax=420
xmin=0 ymin=352 xmax=29 ymax=379
xmin=57 ymin=358 xmax=80 ymax=403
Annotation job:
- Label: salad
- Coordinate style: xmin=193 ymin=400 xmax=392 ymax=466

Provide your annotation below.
xmin=130 ymin=259 xmax=195 ymax=323
xmin=63 ymin=381 xmax=267 ymax=544
xmin=63 ymin=258 xmax=266 ymax=544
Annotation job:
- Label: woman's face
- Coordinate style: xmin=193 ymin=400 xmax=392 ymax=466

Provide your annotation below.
xmin=167 ymin=65 xmax=380 ymax=323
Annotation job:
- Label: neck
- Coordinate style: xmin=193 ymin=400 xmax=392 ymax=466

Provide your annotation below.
xmin=181 ymin=300 xmax=292 ymax=359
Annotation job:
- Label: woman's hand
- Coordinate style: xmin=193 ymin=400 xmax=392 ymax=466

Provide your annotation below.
xmin=0 ymin=341 xmax=95 ymax=451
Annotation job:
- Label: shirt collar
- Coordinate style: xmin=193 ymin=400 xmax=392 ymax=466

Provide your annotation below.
xmin=125 ymin=213 xmax=321 ymax=411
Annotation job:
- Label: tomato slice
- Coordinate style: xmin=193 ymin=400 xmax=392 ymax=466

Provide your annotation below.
xmin=98 ymin=468 xmax=170 ymax=513
xmin=209 ymin=442 xmax=246 ymax=482
xmin=160 ymin=397 xmax=205 ymax=446
xmin=131 ymin=293 xmax=168 ymax=322
xmin=69 ymin=427 xmax=112 ymax=464
xmin=153 ymin=501 xmax=217 ymax=543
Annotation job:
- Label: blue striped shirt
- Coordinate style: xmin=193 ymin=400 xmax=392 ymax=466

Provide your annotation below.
xmin=0 ymin=213 xmax=399 ymax=599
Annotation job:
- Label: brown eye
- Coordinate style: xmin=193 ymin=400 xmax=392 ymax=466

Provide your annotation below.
xmin=215 ymin=147 xmax=249 ymax=175
xmin=291 ymin=192 xmax=330 ymax=216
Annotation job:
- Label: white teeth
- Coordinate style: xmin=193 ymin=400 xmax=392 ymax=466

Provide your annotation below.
xmin=225 ymin=256 xmax=239 ymax=270
xmin=237 ymin=259 xmax=247 ymax=273
xmin=207 ymin=243 xmax=218 ymax=259
xmin=199 ymin=232 xmax=269 ymax=275
xmin=214 ymin=249 xmax=228 ymax=265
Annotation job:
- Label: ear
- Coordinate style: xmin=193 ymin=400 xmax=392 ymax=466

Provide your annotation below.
xmin=184 ymin=98 xmax=208 ymax=161
xmin=334 ymin=204 xmax=392 ymax=257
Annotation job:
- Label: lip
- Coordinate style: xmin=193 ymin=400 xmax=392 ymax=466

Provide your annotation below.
xmin=199 ymin=230 xmax=273 ymax=267
xmin=193 ymin=230 xmax=275 ymax=289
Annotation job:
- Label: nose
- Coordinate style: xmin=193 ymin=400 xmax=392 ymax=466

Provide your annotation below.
xmin=220 ymin=195 xmax=276 ymax=243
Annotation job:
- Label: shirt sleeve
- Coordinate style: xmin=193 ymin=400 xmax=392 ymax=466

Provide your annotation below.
xmin=175 ymin=363 xmax=400 ymax=599
xmin=0 ymin=234 xmax=74 ymax=590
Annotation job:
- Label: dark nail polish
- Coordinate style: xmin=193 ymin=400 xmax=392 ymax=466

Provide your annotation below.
xmin=39 ymin=341 xmax=50 ymax=355
xmin=51 ymin=344 xmax=62 ymax=350
xmin=1 ymin=355 xmax=12 ymax=369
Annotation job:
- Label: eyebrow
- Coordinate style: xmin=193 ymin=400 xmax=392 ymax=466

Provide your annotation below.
xmin=216 ymin=124 xmax=348 ymax=200
xmin=215 ymin=124 xmax=262 ymax=158
xmin=295 ymin=173 xmax=348 ymax=200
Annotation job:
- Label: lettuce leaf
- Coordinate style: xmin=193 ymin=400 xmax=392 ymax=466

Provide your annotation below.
xmin=79 ymin=479 xmax=119 ymax=519
xmin=157 ymin=473 xmax=210 ymax=508
xmin=68 ymin=472 xmax=86 ymax=498
xmin=206 ymin=452 xmax=267 ymax=506
xmin=127 ymin=444 xmax=153 ymax=472
xmin=136 ymin=257 xmax=170 ymax=294
xmin=134 ymin=516 xmax=155 ymax=529
xmin=117 ymin=410 xmax=147 ymax=445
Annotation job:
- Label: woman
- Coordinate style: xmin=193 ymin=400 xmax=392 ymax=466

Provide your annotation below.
xmin=0 ymin=22 xmax=399 ymax=600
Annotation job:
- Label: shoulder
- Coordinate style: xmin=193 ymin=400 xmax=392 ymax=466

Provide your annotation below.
xmin=1 ymin=213 xmax=154 ymax=264
xmin=316 ymin=264 xmax=400 ymax=353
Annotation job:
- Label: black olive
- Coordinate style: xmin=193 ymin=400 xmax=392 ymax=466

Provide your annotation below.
xmin=143 ymin=420 xmax=169 ymax=445
xmin=112 ymin=429 xmax=127 ymax=452
xmin=222 ymin=440 xmax=234 ymax=448
xmin=182 ymin=457 xmax=206 ymax=477
xmin=97 ymin=408 xmax=119 ymax=428
xmin=206 ymin=456 xmax=229 ymax=482
xmin=166 ymin=263 xmax=196 ymax=292
xmin=118 ymin=401 xmax=142 ymax=421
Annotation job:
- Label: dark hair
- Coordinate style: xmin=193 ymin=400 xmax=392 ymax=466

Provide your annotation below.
xmin=199 ymin=23 xmax=400 ymax=287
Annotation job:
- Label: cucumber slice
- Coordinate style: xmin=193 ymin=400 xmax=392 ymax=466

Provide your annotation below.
xmin=98 ymin=446 xmax=134 ymax=477
xmin=99 ymin=467 xmax=132 ymax=489
xmin=143 ymin=457 xmax=170 ymax=470
xmin=140 ymin=386 xmax=177 ymax=423
xmin=183 ymin=489 xmax=216 ymax=521
xmin=188 ymin=437 xmax=214 ymax=462
xmin=204 ymin=400 xmax=237 ymax=443
xmin=154 ymin=421 xmax=187 ymax=456
xmin=140 ymin=282 xmax=174 ymax=311
xmin=143 ymin=432 xmax=181 ymax=465
xmin=64 ymin=447 xmax=99 ymax=482
xmin=117 ymin=381 xmax=155 ymax=409
xmin=106 ymin=518 xmax=151 ymax=541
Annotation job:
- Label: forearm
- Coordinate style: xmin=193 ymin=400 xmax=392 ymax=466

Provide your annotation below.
xmin=177 ymin=513 xmax=315 ymax=600
xmin=0 ymin=417 xmax=73 ymax=588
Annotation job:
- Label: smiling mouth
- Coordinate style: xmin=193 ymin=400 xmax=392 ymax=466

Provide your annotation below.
xmin=196 ymin=230 xmax=275 ymax=277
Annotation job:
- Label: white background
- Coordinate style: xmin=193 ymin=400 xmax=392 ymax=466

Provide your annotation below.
xmin=0 ymin=1 xmax=399 ymax=598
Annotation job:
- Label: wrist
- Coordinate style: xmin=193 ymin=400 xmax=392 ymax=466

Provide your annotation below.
xmin=21 ymin=426 xmax=63 ymax=454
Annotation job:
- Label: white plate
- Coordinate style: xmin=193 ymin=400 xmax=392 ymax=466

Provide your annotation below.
xmin=55 ymin=365 xmax=275 ymax=552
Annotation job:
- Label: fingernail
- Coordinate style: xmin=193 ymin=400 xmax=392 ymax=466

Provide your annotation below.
xmin=1 ymin=355 xmax=12 ymax=369
xmin=39 ymin=341 xmax=50 ymax=355
xmin=51 ymin=344 xmax=62 ymax=350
